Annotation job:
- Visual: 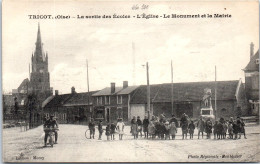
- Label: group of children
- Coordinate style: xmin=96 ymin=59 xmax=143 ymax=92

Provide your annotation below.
xmin=89 ymin=118 xmax=125 ymax=140
xmin=88 ymin=114 xmax=247 ymax=141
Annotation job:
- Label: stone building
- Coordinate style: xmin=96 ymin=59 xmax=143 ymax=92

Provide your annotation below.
xmin=243 ymin=42 xmax=259 ymax=115
xmin=42 ymin=87 xmax=98 ymax=124
xmin=130 ymin=80 xmax=247 ymax=120
xmin=92 ymin=81 xmax=139 ymax=123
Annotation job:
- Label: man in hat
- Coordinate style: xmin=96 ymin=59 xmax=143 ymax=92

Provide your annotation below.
xmin=43 ymin=114 xmax=59 ymax=146
xmin=169 ymin=114 xmax=179 ymax=128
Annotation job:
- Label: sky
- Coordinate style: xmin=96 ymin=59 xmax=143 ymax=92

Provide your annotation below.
xmin=2 ymin=0 xmax=259 ymax=94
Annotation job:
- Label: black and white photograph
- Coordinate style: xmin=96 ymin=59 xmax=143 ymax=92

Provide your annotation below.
xmin=2 ymin=0 xmax=260 ymax=162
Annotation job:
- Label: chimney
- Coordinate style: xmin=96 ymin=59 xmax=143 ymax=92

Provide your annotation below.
xmin=123 ymin=81 xmax=128 ymax=89
xmin=250 ymin=42 xmax=254 ymax=58
xmin=55 ymin=90 xmax=59 ymax=96
xmin=71 ymin=86 xmax=76 ymax=94
xmin=111 ymin=83 xmax=115 ymax=93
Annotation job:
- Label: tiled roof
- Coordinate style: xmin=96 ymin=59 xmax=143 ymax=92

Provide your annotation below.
xmin=92 ymin=87 xmax=123 ymax=96
xmin=17 ymin=78 xmax=30 ymax=92
xmin=243 ymin=50 xmax=259 ymax=72
xmin=44 ymin=94 xmax=72 ymax=108
xmin=117 ymin=86 xmax=140 ymax=95
xmin=43 ymin=91 xmax=99 ymax=108
xmin=42 ymin=95 xmax=55 ymax=108
xmin=64 ymin=91 xmax=98 ymax=106
xmin=130 ymin=80 xmax=240 ymax=104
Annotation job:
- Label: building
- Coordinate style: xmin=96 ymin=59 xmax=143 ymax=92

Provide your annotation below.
xmin=43 ymin=87 xmax=98 ymax=124
xmin=130 ymin=80 xmax=247 ymax=120
xmin=4 ymin=24 xmax=53 ymax=127
xmin=92 ymin=81 xmax=139 ymax=123
xmin=243 ymin=42 xmax=259 ymax=115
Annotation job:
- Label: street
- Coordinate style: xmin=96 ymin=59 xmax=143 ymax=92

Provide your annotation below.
xmin=3 ymin=124 xmax=260 ymax=162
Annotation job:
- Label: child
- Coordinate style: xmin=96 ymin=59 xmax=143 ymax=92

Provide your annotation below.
xmin=164 ymin=122 xmax=171 ymax=140
xmin=148 ymin=122 xmax=155 ymax=139
xmin=169 ymin=122 xmax=177 ymax=140
xmin=228 ymin=121 xmax=233 ymax=139
xmin=98 ymin=120 xmax=103 ymax=140
xmin=197 ymin=116 xmax=205 ymax=139
xmin=105 ymin=124 xmax=111 ymax=141
xmin=181 ymin=122 xmax=188 ymax=140
xmin=223 ymin=121 xmax=228 ymax=139
xmin=88 ymin=118 xmax=95 ymax=139
xmin=233 ymin=121 xmax=239 ymax=140
xmin=137 ymin=116 xmax=143 ymax=138
xmin=216 ymin=122 xmax=224 ymax=139
xmin=205 ymin=119 xmax=212 ymax=139
xmin=213 ymin=121 xmax=218 ymax=139
xmin=116 ymin=118 xmax=125 ymax=140
xmin=188 ymin=121 xmax=195 ymax=139
xmin=110 ymin=122 xmax=116 ymax=140
xmin=131 ymin=117 xmax=138 ymax=139
xmin=143 ymin=116 xmax=149 ymax=139
xmin=160 ymin=121 xmax=166 ymax=140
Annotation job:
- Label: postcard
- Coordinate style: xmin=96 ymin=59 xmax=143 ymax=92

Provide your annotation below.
xmin=2 ymin=0 xmax=259 ymax=162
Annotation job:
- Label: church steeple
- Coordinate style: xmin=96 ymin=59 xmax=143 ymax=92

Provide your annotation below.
xmin=30 ymin=23 xmax=51 ymax=96
xmin=34 ymin=23 xmax=44 ymax=62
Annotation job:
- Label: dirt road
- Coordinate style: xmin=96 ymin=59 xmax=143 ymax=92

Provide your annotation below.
xmin=3 ymin=124 xmax=260 ymax=162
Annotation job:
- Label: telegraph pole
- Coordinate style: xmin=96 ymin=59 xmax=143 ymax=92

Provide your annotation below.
xmin=146 ymin=62 xmax=151 ymax=120
xmin=171 ymin=60 xmax=174 ymax=116
xmin=86 ymin=59 xmax=91 ymax=119
xmin=215 ymin=65 xmax=217 ymax=120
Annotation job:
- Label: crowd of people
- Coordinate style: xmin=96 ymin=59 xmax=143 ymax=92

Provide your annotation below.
xmin=87 ymin=113 xmax=247 ymax=141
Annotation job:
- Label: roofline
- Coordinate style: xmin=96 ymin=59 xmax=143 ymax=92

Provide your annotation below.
xmin=137 ymin=80 xmax=240 ymax=87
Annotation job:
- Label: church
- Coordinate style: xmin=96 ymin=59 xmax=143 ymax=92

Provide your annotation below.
xmin=4 ymin=24 xmax=53 ymax=127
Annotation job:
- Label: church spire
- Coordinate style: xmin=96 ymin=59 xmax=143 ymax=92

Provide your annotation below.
xmin=34 ymin=23 xmax=44 ymax=62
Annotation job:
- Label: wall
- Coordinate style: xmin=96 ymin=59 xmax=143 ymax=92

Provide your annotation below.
xmin=130 ymin=104 xmax=146 ymax=120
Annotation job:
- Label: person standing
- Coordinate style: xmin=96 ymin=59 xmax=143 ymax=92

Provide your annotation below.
xmin=205 ymin=118 xmax=213 ymax=139
xmin=228 ymin=121 xmax=234 ymax=139
xmin=188 ymin=120 xmax=195 ymax=139
xmin=148 ymin=121 xmax=155 ymax=139
xmin=143 ymin=116 xmax=149 ymax=139
xmin=223 ymin=121 xmax=228 ymax=139
xmin=213 ymin=121 xmax=218 ymax=139
xmin=169 ymin=115 xmax=179 ymax=127
xmin=169 ymin=122 xmax=177 ymax=140
xmin=137 ymin=116 xmax=143 ymax=138
xmin=197 ymin=116 xmax=205 ymax=139
xmin=105 ymin=124 xmax=111 ymax=141
xmin=116 ymin=118 xmax=125 ymax=140
xmin=164 ymin=121 xmax=171 ymax=140
xmin=180 ymin=113 xmax=188 ymax=140
xmin=110 ymin=121 xmax=117 ymax=140
xmin=88 ymin=118 xmax=95 ymax=139
xmin=132 ymin=118 xmax=138 ymax=139
xmin=130 ymin=116 xmax=136 ymax=134
xmin=98 ymin=120 xmax=103 ymax=140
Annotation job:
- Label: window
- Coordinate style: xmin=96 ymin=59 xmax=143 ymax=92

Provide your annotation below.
xmin=117 ymin=95 xmax=122 ymax=104
xmin=256 ymin=59 xmax=259 ymax=64
xmin=105 ymin=96 xmax=110 ymax=104
xmin=97 ymin=96 xmax=102 ymax=105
